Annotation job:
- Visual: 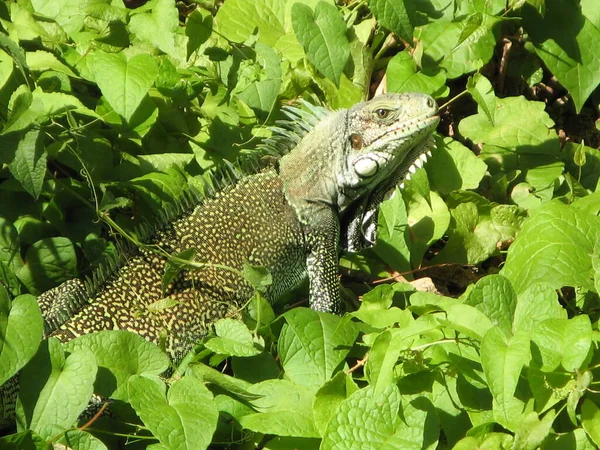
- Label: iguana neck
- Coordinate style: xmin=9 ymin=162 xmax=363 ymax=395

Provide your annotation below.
xmin=278 ymin=111 xmax=347 ymax=226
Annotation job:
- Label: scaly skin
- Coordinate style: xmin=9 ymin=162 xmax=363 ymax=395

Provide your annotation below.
xmin=50 ymin=169 xmax=307 ymax=361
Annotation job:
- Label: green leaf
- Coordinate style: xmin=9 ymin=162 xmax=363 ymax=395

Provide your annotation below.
xmin=543 ymin=428 xmax=596 ymax=450
xmin=568 ymin=370 xmax=592 ymax=425
xmin=368 ymin=0 xmax=413 ymax=41
xmin=185 ymin=9 xmax=212 ymax=59
xmin=563 ymin=141 xmax=600 ymax=192
xmin=529 ymin=316 xmax=592 ymax=372
xmin=418 ymin=14 xmax=501 ymax=79
xmin=438 ymin=303 xmax=494 ymax=340
xmin=98 ymin=191 xmax=131 ymax=214
xmin=243 ymin=294 xmax=276 ymax=330
xmin=129 ymin=170 xmax=188 ymax=212
xmin=0 ymin=218 xmax=24 ymax=274
xmin=321 ymin=384 xmax=401 ymax=449
xmin=241 ymin=379 xmax=319 ymax=438
xmin=162 ymin=248 xmax=197 ymax=295
xmin=3 ymin=87 xmax=100 ymax=134
xmin=0 ymin=290 xmax=43 ymax=385
xmin=313 ymin=371 xmax=359 ymax=436
xmin=242 ymin=261 xmax=273 ymax=293
xmin=366 ymin=330 xmax=400 ymax=391
xmin=426 ymin=136 xmax=488 ymax=195
xmin=17 ymin=237 xmax=77 ymax=294
xmin=204 ymin=319 xmax=263 ymax=357
xmin=292 ymin=2 xmax=350 ymax=86
xmin=466 ymin=73 xmax=496 ymax=125
xmin=0 ymin=430 xmax=48 ymax=450
xmin=432 ymin=199 xmax=521 ymax=265
xmin=351 ymin=284 xmax=406 ymax=328
xmin=2 ymin=85 xmax=33 ymax=134
xmin=374 ymin=187 xmax=411 ymax=272
xmin=525 ymin=160 xmax=564 ymax=193
xmin=501 ymin=202 xmax=600 ymax=294
xmin=278 ymin=308 xmax=359 ymax=390
xmin=58 ymin=430 xmax=108 ymax=450
xmin=89 ymin=51 xmax=158 ymax=122
xmin=128 ymin=0 xmax=183 ymax=61
xmin=232 ymin=351 xmax=280 ymax=384
xmin=465 ymin=275 xmax=516 ymax=335
xmin=527 ymin=367 xmax=574 ymax=415
xmin=65 ymin=330 xmax=169 ymax=401
xmin=387 ymin=395 xmax=439 ymax=449
xmin=522 ymin=0 xmax=600 ymax=113
xmin=582 ymin=399 xmax=600 ymax=448
xmin=453 ymin=434 xmax=514 ymax=450
xmin=17 ymin=338 xmax=97 ymax=439
xmin=189 ymin=363 xmax=259 ymax=401
xmin=234 ymin=43 xmax=282 ymax=114
xmin=0 ymin=34 xmax=30 ymax=87
xmin=25 ymin=50 xmax=77 ymax=77
xmin=459 ymin=96 xmax=559 ymax=172
xmin=366 ymin=316 xmax=440 ymax=391
xmin=8 ymin=129 xmax=46 ymax=200
xmin=215 ymin=0 xmax=285 ymax=47
xmin=387 ymin=51 xmax=448 ymax=97
xmin=480 ymin=327 xmax=529 ymax=430
xmin=137 ymin=153 xmax=193 ymax=174
xmin=128 ymin=375 xmax=219 ymax=450
xmin=31 ymin=0 xmax=85 ymax=35
xmin=405 ymin=165 xmax=431 ymax=208
xmin=404 ymin=185 xmax=450 ymax=268
xmin=512 ymin=410 xmax=555 ymax=450
xmin=513 ymin=283 xmax=566 ymax=334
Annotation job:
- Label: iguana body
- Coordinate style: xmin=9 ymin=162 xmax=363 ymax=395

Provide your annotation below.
xmin=48 ymin=169 xmax=307 ymax=361
xmin=1 ymin=93 xmax=438 ymax=429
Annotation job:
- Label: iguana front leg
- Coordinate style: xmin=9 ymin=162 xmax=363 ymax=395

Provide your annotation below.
xmin=304 ymin=210 xmax=342 ymax=314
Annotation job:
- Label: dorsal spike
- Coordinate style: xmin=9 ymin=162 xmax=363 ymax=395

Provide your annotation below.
xmin=260 ymin=100 xmax=331 ymax=156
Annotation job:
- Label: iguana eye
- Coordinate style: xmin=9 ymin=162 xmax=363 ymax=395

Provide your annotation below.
xmin=375 ymin=108 xmax=390 ymax=119
xmin=350 ymin=133 xmax=363 ymax=149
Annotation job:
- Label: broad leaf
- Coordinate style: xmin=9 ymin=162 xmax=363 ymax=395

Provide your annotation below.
xmin=522 ymin=0 xmax=600 ymax=112
xmin=128 ymin=375 xmax=218 ymax=450
xmin=480 ymin=327 xmax=530 ymax=431
xmin=17 ymin=338 xmax=97 ymax=439
xmin=0 ymin=289 xmax=43 ymax=385
xmin=89 ymin=52 xmax=158 ymax=122
xmin=292 ymin=2 xmax=350 ymax=86
xmin=241 ymin=379 xmax=319 ymax=438
xmin=368 ymin=0 xmax=413 ymax=41
xmin=321 ymin=384 xmax=401 ymax=449
xmin=278 ymin=308 xmax=359 ymax=389
xmin=65 ymin=330 xmax=169 ymax=401
xmin=502 ymin=202 xmax=600 ymax=294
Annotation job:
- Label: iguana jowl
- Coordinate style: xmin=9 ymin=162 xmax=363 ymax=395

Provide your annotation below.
xmin=40 ymin=93 xmax=438 ymax=362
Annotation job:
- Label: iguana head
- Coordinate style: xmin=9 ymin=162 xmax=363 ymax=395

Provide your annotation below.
xmin=279 ymin=93 xmax=439 ymax=224
xmin=336 ymin=92 xmax=439 ymax=209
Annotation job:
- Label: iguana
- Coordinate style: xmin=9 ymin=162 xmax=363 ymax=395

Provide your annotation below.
xmin=1 ymin=92 xmax=439 ymax=429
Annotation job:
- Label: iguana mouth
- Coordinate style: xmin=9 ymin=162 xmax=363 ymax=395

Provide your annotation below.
xmin=396 ymin=133 xmax=437 ymax=190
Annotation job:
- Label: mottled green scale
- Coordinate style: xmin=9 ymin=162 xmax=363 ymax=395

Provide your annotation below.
xmin=51 ymin=169 xmax=307 ymax=361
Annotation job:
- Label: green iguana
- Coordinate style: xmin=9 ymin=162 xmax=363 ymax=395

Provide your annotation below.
xmin=1 ymin=93 xmax=439 ymax=429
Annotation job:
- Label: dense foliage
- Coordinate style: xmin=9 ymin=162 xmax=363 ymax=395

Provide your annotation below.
xmin=0 ymin=0 xmax=599 ymax=448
